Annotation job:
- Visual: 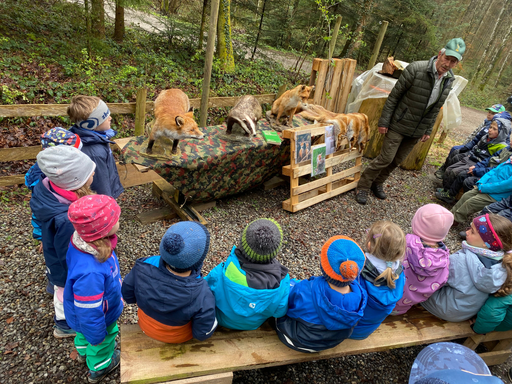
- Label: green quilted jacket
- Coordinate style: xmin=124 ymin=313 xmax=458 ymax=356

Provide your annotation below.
xmin=473 ymin=294 xmax=512 ymax=334
xmin=378 ymin=56 xmax=455 ymax=138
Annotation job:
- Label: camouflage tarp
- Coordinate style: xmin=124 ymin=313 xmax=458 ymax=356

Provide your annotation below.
xmin=121 ymin=115 xmax=311 ymax=202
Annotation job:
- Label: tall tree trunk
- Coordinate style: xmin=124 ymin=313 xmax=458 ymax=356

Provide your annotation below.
xmin=494 ymin=49 xmax=512 ymax=87
xmin=84 ymin=0 xmax=92 ymax=57
xmin=217 ymin=0 xmax=235 ymax=72
xmin=251 ymin=0 xmax=266 ymax=60
xmin=91 ymin=0 xmax=105 ymax=39
xmin=114 ymin=0 xmax=125 ymax=43
xmin=479 ymin=21 xmax=512 ymax=90
xmin=198 ymin=0 xmax=209 ymax=50
xmin=161 ymin=0 xmax=169 ymax=14
xmin=346 ymin=0 xmax=375 ymax=58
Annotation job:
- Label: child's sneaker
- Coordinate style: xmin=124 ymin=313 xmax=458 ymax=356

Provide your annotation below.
xmin=46 ymin=280 xmax=54 ymax=296
xmin=53 ymin=325 xmax=76 ymax=338
xmin=88 ymin=350 xmax=120 ymax=383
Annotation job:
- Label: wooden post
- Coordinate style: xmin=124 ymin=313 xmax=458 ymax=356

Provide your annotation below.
xmin=367 ymin=21 xmax=388 ymax=70
xmin=134 ymin=88 xmax=147 ymax=136
xmin=328 ymin=16 xmax=342 ymax=61
xmin=199 ymin=0 xmax=221 ymax=128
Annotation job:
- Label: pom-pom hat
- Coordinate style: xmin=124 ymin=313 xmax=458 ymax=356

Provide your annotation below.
xmin=412 ymin=204 xmax=454 ymax=243
xmin=320 ymin=235 xmax=366 ymax=287
xmin=160 ymin=222 xmax=210 ymax=272
xmin=239 ymin=218 xmax=283 ymax=263
xmin=68 ymin=195 xmax=121 ymax=242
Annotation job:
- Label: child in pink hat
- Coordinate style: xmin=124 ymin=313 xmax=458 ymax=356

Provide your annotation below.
xmin=392 ymin=204 xmax=454 ymax=315
xmin=64 ymin=195 xmax=123 ymax=383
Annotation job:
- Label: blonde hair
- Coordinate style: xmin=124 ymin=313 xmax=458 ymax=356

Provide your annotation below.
xmin=490 ymin=214 xmax=512 ymax=297
xmin=89 ymin=238 xmax=113 ymax=263
xmin=74 ymin=185 xmax=95 ymax=199
xmin=67 ymin=95 xmax=101 ymax=122
xmin=366 ymin=220 xmax=406 ymax=289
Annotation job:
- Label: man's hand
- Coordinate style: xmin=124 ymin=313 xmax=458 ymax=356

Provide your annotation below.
xmin=468 ymin=166 xmax=475 ymax=175
xmin=378 ymin=126 xmax=388 ymax=134
xmin=420 ymin=135 xmax=430 ymax=142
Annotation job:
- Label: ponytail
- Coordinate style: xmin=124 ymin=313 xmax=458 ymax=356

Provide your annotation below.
xmin=374 ymin=264 xmax=399 ymax=289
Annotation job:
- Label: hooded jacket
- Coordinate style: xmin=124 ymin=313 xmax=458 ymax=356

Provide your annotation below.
xmin=349 ymin=257 xmax=405 ymax=340
xmin=30 ymin=177 xmax=75 ymax=287
xmin=473 ymin=294 xmax=512 ymax=334
xmin=461 ymin=113 xmax=511 ymax=152
xmin=68 ymin=126 xmax=123 ymax=198
xmin=483 ymin=195 xmax=512 ymax=223
xmin=25 ymin=163 xmax=45 ymax=241
xmin=378 ymin=56 xmax=454 ymax=138
xmin=477 ymin=159 xmax=512 ymax=201
xmin=63 ymin=233 xmax=124 ymax=345
xmin=275 ymin=276 xmax=367 ymax=353
xmin=122 ymin=256 xmax=217 ymax=343
xmin=393 ymin=235 xmax=450 ymax=315
xmin=473 ymin=146 xmax=512 ymax=178
xmin=466 ymin=119 xmax=508 ymax=163
xmin=421 ymin=243 xmax=506 ymax=322
xmin=205 ymin=247 xmax=290 ymax=331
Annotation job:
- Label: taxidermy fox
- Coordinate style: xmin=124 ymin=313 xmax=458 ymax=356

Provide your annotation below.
xmin=300 ymin=105 xmax=370 ymax=152
xmin=271 ymin=85 xmax=314 ymax=126
xmin=226 ymin=95 xmax=262 ymax=136
xmin=147 ymin=89 xmax=204 ymax=155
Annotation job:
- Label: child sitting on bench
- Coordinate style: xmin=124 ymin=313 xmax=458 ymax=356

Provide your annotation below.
xmin=349 ymin=221 xmax=405 ymax=340
xmin=205 ymin=218 xmax=290 ymax=330
xmin=275 ymin=236 xmax=367 ymax=353
xmin=122 ymin=222 xmax=217 ymax=343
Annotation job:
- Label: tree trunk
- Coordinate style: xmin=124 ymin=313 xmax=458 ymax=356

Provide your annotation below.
xmin=345 ymin=0 xmax=375 ymax=58
xmin=494 ymin=49 xmax=512 ymax=87
xmin=217 ymin=0 xmax=235 ymax=72
xmin=114 ymin=0 xmax=125 ymax=43
xmin=84 ymin=0 xmax=92 ymax=57
xmin=479 ymin=22 xmax=512 ymax=90
xmin=198 ymin=0 xmax=209 ymax=50
xmin=251 ymin=0 xmax=266 ymax=60
xmin=91 ymin=0 xmax=105 ymax=39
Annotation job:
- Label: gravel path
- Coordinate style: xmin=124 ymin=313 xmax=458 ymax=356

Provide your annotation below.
xmin=3 ymin=106 xmax=511 ymax=384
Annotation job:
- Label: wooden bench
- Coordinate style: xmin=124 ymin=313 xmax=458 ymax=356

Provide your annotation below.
xmin=120 ymin=307 xmax=512 ymax=384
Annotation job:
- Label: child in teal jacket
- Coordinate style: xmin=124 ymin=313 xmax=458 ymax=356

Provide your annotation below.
xmin=205 ymin=218 xmax=290 ymax=330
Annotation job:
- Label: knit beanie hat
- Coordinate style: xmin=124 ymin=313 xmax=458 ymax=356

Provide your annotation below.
xmin=41 ymin=127 xmax=82 ymax=150
xmin=160 ymin=221 xmax=210 ymax=272
xmin=37 ymin=146 xmax=96 ymax=191
xmin=412 ymin=204 xmax=454 ymax=243
xmin=238 ymin=218 xmax=283 ymax=263
xmin=68 ymin=195 xmax=121 ymax=242
xmin=320 ymin=235 xmax=366 ymax=287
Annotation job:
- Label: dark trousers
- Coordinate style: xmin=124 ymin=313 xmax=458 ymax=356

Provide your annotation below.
xmin=443 ymin=157 xmax=477 ymax=191
xmin=447 ymin=173 xmax=479 ymax=197
xmin=358 ymin=129 xmax=419 ymax=190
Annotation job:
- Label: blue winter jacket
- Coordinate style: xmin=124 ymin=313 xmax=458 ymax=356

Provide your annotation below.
xmin=477 ymin=159 xmax=512 ymax=201
xmin=276 ymin=276 xmax=367 ymax=353
xmin=205 ymin=247 xmax=290 ymax=331
xmin=64 ymin=238 xmax=124 ymax=345
xmin=25 ymin=163 xmax=45 ymax=241
xmin=349 ymin=272 xmax=405 ymax=340
xmin=483 ymin=195 xmax=512 ymax=223
xmin=68 ymin=126 xmax=123 ymax=198
xmin=30 ymin=177 xmax=75 ymax=287
xmin=473 ymin=146 xmax=512 ymax=178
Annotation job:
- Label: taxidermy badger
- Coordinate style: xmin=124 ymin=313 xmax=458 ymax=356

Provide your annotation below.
xmin=147 ymin=89 xmax=204 ymax=155
xmin=271 ymin=84 xmax=314 ymax=126
xmin=226 ymin=95 xmax=262 ymax=136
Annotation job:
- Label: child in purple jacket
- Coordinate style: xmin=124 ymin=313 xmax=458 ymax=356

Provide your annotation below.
xmin=392 ymin=204 xmax=454 ymax=315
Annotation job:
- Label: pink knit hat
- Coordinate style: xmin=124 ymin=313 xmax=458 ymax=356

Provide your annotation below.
xmin=68 ymin=195 xmax=121 ymax=242
xmin=411 ymin=204 xmax=454 ymax=243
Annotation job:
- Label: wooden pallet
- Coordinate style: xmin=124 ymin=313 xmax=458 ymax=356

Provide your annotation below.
xmin=281 ymin=123 xmax=361 ymax=213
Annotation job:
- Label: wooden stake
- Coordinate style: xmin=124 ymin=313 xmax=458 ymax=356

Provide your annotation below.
xmin=328 ymin=16 xmax=342 ymax=60
xmin=199 ymin=0 xmax=221 ymax=128
xmin=134 ymin=88 xmax=147 ymax=136
xmin=367 ymin=21 xmax=388 ymax=70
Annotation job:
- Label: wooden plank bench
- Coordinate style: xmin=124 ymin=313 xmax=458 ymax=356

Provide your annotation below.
xmin=120 ymin=306 xmax=512 ymax=384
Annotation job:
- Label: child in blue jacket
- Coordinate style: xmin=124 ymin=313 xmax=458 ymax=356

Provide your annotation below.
xmin=276 ymin=236 xmax=367 ymax=353
xmin=65 ymin=195 xmax=123 ymax=383
xmin=350 ymin=221 xmax=405 ymax=340
xmin=122 ymin=221 xmax=217 ymax=343
xmin=68 ymin=95 xmax=123 ymax=198
xmin=205 ymin=218 xmax=290 ymax=330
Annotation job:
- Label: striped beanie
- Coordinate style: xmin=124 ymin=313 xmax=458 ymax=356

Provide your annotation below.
xmin=239 ymin=218 xmax=283 ymax=264
xmin=320 ymin=236 xmax=366 ymax=287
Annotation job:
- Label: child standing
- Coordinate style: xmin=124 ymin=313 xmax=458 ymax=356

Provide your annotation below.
xmin=350 ymin=221 xmax=406 ymax=340
xmin=68 ymin=95 xmax=123 ymax=198
xmin=422 ymin=214 xmax=512 ymax=322
xmin=122 ymin=222 xmax=217 ymax=343
xmin=205 ymin=218 xmax=290 ymax=330
xmin=65 ymin=195 xmax=123 ymax=383
xmin=30 ymin=146 xmax=96 ymax=338
xmin=275 ymin=236 xmax=367 ymax=353
xmin=392 ymin=204 xmax=453 ymax=315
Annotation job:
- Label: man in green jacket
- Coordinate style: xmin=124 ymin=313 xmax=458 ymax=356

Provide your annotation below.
xmin=356 ymin=38 xmax=466 ymax=205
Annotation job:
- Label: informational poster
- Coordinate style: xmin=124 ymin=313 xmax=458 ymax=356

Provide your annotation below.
xmin=325 ymin=125 xmax=336 ymax=155
xmin=295 ymin=132 xmax=311 ymax=163
xmin=311 ymin=144 xmax=326 ymax=176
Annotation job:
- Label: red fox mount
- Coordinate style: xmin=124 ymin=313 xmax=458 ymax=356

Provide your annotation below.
xmin=300 ymin=105 xmax=370 ymax=152
xmin=147 ymin=89 xmax=204 ymax=155
xmin=226 ymin=95 xmax=262 ymax=136
xmin=271 ymin=85 xmax=314 ymax=126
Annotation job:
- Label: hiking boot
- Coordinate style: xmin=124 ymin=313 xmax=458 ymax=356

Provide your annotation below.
xmin=77 ymin=353 xmax=87 ymax=364
xmin=459 ymin=231 xmax=467 ymax=240
xmin=435 ymin=190 xmax=456 ymax=205
xmin=46 ymin=280 xmax=54 ymax=297
xmin=88 ymin=350 xmax=120 ymax=383
xmin=53 ymin=325 xmax=76 ymax=339
xmin=434 ymin=168 xmax=445 ymax=180
xmin=355 ymin=189 xmax=368 ymax=205
xmin=371 ymin=184 xmax=387 ymax=200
